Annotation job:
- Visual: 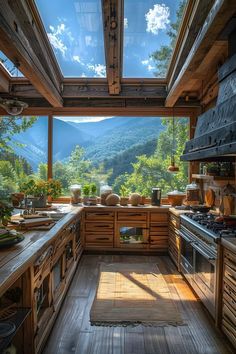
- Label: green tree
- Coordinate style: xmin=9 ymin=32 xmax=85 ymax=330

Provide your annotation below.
xmin=150 ymin=0 xmax=187 ymax=76
xmin=118 ymin=118 xmax=189 ymax=196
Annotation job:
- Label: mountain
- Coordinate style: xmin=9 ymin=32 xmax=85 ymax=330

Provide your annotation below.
xmin=11 ymin=116 xmax=165 ymax=170
xmin=84 ymin=117 xmax=164 ymax=161
xmin=104 ymin=138 xmax=157 ymax=185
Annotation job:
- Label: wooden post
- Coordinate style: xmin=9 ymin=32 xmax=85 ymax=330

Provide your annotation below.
xmin=189 ymin=113 xmax=199 ymax=181
xmin=47 ymin=115 xmax=53 ymax=180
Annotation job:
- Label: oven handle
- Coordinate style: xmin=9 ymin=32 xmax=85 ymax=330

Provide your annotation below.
xmin=179 ymin=230 xmax=195 ymax=244
xmin=192 ymin=242 xmax=216 ymax=262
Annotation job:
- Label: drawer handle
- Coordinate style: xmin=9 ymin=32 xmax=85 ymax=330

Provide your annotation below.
xmin=96 ymin=237 xmax=109 ymax=240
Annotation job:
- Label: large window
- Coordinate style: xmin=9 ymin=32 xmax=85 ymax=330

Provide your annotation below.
xmin=52 ymin=116 xmax=189 ymax=197
xmin=0 ymin=116 xmax=48 ymax=201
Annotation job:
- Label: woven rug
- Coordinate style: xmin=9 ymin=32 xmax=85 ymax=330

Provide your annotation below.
xmin=90 ymin=263 xmax=184 ymax=326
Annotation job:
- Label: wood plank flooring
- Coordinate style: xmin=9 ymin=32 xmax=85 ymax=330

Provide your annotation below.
xmin=43 ymin=255 xmax=233 ymax=354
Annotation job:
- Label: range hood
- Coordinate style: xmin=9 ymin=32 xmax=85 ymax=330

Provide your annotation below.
xmin=181 ymin=53 xmax=236 ymax=161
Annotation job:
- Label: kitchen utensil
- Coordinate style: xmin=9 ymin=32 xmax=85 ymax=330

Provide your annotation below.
xmin=185 ymin=183 xmax=200 ymax=205
xmin=205 ymin=188 xmax=215 ymax=207
xmin=223 ymin=195 xmax=234 ymax=216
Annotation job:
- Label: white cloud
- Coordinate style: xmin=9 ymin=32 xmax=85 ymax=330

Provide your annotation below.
xmin=124 ymin=18 xmax=128 ymax=29
xmin=141 ymin=59 xmax=149 ymax=65
xmin=147 ymin=64 xmax=155 ymax=71
xmin=87 ymin=63 xmax=106 ymax=77
xmin=55 ymin=116 xmax=113 ymax=123
xmin=145 ymin=4 xmax=170 ymax=35
xmin=80 ymin=73 xmax=86 ymax=77
xmin=47 ymin=22 xmax=74 ymax=57
xmin=73 ymin=55 xmax=82 ymax=63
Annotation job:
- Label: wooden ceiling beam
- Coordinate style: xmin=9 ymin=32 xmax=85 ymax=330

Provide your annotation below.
xmin=166 ymin=0 xmax=236 ymax=107
xmin=0 ymin=65 xmax=10 ymax=92
xmin=0 ymin=0 xmax=63 ymax=107
xmin=102 ymin=0 xmax=123 ymax=95
xmin=8 ymin=82 xmax=167 ymax=99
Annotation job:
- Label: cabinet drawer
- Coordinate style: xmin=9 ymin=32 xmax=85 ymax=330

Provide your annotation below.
xmin=85 ymin=233 xmax=113 ymax=244
xmin=150 ymin=226 xmax=168 ymax=236
xmin=150 ymin=212 xmax=168 ymax=222
xmin=117 ymin=212 xmax=147 ymax=222
xmin=85 ymin=211 xmax=114 ymax=221
xmin=85 ymin=222 xmax=114 ymax=232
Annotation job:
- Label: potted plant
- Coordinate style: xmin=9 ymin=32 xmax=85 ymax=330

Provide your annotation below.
xmin=89 ymin=183 xmax=97 ymax=205
xmin=20 ymin=179 xmax=61 ymax=207
xmin=82 ymin=184 xmax=90 ymax=205
xmin=120 ymin=186 xmax=129 ymax=206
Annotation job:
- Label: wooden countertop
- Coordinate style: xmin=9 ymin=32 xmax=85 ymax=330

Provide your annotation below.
xmin=0 ymin=204 xmax=83 ymax=296
xmin=169 ymin=207 xmax=191 ymax=217
xmin=221 ymin=238 xmax=236 ymax=254
xmin=0 ymin=203 xmax=171 ymax=295
xmin=82 ymin=204 xmax=170 ymax=211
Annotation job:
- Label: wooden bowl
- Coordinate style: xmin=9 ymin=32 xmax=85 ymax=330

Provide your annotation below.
xmin=167 ymin=193 xmax=186 ymax=206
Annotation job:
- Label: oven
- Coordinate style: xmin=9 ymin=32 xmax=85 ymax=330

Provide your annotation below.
xmin=179 ymin=222 xmax=218 ymax=318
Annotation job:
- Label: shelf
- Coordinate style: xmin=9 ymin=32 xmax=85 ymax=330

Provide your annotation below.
xmin=192 ymin=174 xmax=235 ymax=181
xmin=0 ymin=308 xmax=31 ymax=352
xmin=192 ymin=174 xmax=214 ymax=180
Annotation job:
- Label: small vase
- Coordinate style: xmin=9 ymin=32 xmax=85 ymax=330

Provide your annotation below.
xmin=120 ymin=197 xmax=129 ymax=206
xmin=31 ymin=195 xmax=47 ymax=208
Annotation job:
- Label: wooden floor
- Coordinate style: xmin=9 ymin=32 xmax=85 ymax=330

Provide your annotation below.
xmin=43 ymin=255 xmax=233 ymax=354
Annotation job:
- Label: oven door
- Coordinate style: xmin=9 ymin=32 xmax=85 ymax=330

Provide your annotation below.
xmin=192 ymin=242 xmax=216 ymax=317
xmin=179 ymin=228 xmax=194 ymax=282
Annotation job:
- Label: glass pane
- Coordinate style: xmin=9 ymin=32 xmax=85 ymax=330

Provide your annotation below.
xmin=0 ymin=116 xmax=48 ymax=202
xmin=123 ymin=0 xmax=186 ymax=78
xmin=120 ymin=226 xmax=144 ymax=244
xmin=0 ymin=51 xmax=24 ymax=77
xmin=35 ymin=0 xmax=106 ymax=78
xmin=52 ymin=116 xmax=189 ymax=198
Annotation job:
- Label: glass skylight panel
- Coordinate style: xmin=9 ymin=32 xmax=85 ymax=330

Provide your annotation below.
xmin=0 ymin=51 xmax=24 ymax=77
xmin=123 ymin=0 xmax=185 ymax=78
xmin=35 ymin=0 xmax=106 ymax=78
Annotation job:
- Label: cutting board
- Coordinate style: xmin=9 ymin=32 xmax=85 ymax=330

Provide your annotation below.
xmin=20 ymin=218 xmax=54 ymax=229
xmin=223 ymin=195 xmax=234 ymax=216
xmin=205 ymin=188 xmax=215 ymax=207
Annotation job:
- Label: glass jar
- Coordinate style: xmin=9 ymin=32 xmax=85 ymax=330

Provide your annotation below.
xmin=185 ymin=182 xmax=200 ymax=205
xmin=100 ymin=184 xmax=112 ymax=205
xmin=69 ymin=184 xmax=81 ymax=204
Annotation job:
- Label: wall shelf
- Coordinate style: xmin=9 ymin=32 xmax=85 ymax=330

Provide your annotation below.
xmin=192 ymin=174 xmax=235 ymax=181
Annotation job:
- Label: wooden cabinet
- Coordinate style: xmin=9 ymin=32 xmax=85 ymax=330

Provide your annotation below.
xmin=32 ymin=212 xmax=83 ymax=353
xmin=149 ymin=212 xmax=168 ymax=250
xmin=83 ymin=208 xmax=169 ymax=252
xmin=84 ymin=211 xmax=115 ymax=248
xmin=168 ymin=212 xmax=181 ymax=270
xmin=221 ymin=248 xmax=236 ymax=348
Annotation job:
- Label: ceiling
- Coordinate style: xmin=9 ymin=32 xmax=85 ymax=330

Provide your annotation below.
xmin=0 ymin=0 xmax=235 ymax=115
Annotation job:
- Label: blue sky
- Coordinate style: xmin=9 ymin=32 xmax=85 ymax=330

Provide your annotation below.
xmin=36 ymin=0 xmax=183 ymax=78
xmin=0 ymin=51 xmax=24 ymax=77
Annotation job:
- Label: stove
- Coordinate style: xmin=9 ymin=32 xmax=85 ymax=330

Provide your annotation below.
xmin=179 ymin=212 xmax=228 ymax=319
xmin=181 ymin=213 xmax=236 ymax=240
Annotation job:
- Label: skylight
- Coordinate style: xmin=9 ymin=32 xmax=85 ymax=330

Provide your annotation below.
xmin=35 ymin=0 xmax=106 ymax=78
xmin=123 ymin=0 xmax=186 ymax=78
xmin=0 ymin=51 xmax=24 ymax=77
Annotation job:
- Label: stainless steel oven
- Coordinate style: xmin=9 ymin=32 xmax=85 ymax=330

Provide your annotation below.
xmin=179 ymin=222 xmax=218 ymax=318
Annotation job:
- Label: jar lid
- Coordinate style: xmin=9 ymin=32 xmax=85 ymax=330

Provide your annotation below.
xmin=168 ymin=190 xmax=185 ymax=195
xmin=186 ymin=183 xmax=199 ymax=190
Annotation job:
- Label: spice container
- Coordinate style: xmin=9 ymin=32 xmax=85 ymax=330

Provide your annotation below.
xmin=185 ymin=182 xmax=200 ymax=205
xmin=100 ymin=184 xmax=112 ymax=205
xmin=69 ymin=184 xmax=81 ymax=204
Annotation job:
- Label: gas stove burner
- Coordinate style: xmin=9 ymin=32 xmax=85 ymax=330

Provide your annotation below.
xmin=0 ymin=321 xmax=16 ymax=337
xmin=181 ymin=213 xmax=236 ymax=238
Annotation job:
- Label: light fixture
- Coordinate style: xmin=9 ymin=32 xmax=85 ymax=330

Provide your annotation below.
xmin=167 ymin=111 xmax=179 ymax=173
xmin=0 ymin=98 xmax=28 ymax=116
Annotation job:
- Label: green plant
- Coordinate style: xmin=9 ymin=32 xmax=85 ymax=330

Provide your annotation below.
xmin=120 ymin=185 xmax=129 ymax=197
xmin=20 ymin=179 xmax=61 ymax=198
xmin=0 ymin=201 xmax=13 ymax=226
xmin=82 ymin=184 xmax=90 ymax=197
xmin=90 ymin=183 xmax=97 ymax=197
